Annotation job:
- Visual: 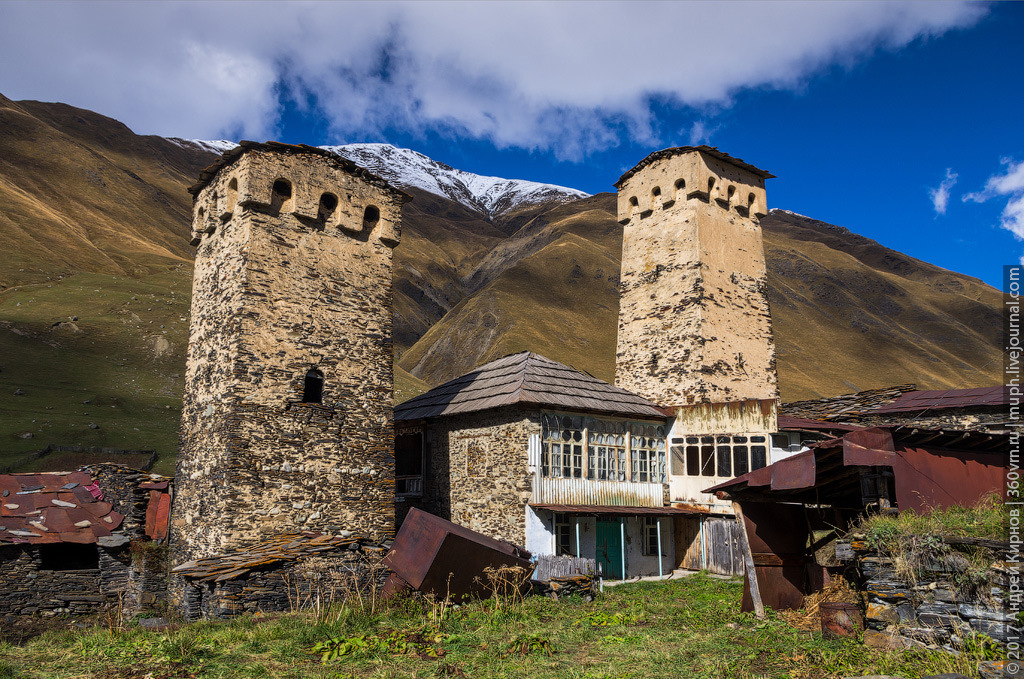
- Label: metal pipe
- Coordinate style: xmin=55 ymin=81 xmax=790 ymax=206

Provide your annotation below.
xmin=620 ymin=518 xmax=626 ymax=580
xmin=656 ymin=518 xmax=663 ymax=579
xmin=575 ymin=517 xmax=581 ymax=557
xmin=699 ymin=516 xmax=707 ymax=570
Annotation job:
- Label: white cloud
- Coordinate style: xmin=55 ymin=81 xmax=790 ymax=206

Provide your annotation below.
xmin=0 ymin=0 xmax=987 ymax=158
xmin=928 ymin=168 xmax=958 ymax=215
xmin=686 ymin=121 xmax=721 ymax=146
xmin=963 ymin=158 xmax=1024 ymax=241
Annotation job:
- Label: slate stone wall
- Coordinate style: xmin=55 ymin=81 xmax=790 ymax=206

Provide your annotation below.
xmin=0 ymin=544 xmax=130 ymax=616
xmin=421 ymin=408 xmax=537 ymax=546
xmin=172 ymin=149 xmax=404 ymax=582
xmin=848 ymin=543 xmax=1016 ymax=651
xmin=179 ymin=544 xmax=389 ymax=620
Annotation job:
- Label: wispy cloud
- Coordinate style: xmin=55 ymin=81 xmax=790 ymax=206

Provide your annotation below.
xmin=0 ymin=1 xmax=988 ymax=159
xmin=963 ymin=158 xmax=1024 ymax=240
xmin=686 ymin=121 xmax=720 ymax=146
xmin=928 ymin=168 xmax=958 ymax=215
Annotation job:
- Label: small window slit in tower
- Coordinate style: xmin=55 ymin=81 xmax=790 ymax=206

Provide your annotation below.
xmin=303 ymin=368 xmax=324 ymax=404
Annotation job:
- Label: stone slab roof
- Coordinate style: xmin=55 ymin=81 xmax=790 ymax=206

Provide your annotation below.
xmin=187 ymin=140 xmax=412 ymax=202
xmin=0 ymin=471 xmax=124 ymax=545
xmin=614 ymin=145 xmax=775 ymax=188
xmin=395 ymin=351 xmax=666 ymax=421
xmin=781 ymin=385 xmax=917 ymax=422
xmin=172 ymin=532 xmax=383 ymax=583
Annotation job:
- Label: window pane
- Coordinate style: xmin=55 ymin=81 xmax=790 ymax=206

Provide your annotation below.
xmin=751 ymin=445 xmax=767 ymax=470
xmin=733 ymin=446 xmax=749 ymax=476
xmin=717 ymin=445 xmax=732 ymax=476
xmin=750 ymin=435 xmax=766 ymax=443
xmin=700 ymin=446 xmax=715 ymax=477
xmin=686 ymin=446 xmax=700 ymax=476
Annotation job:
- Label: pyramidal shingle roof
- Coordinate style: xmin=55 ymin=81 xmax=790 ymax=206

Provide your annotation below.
xmin=395 ymin=352 xmax=665 ymax=421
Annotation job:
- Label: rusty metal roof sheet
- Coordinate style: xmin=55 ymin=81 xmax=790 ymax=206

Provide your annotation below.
xmin=0 ymin=471 xmax=123 ymax=545
xmin=872 ymin=386 xmax=1006 ymax=414
xmin=706 ymin=426 xmax=1009 ymax=511
xmin=172 ymin=532 xmax=382 ymax=582
xmin=395 ymin=352 xmax=665 ymax=421
xmin=187 ymin=140 xmax=412 ymax=202
xmin=614 ymin=145 xmax=775 ymax=188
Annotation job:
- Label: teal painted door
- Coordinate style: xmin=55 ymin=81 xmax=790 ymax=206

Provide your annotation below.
xmin=596 ymin=519 xmax=623 ymax=579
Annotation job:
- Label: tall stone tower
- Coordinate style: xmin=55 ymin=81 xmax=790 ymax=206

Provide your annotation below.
xmin=614 ymin=147 xmax=778 ymax=504
xmin=171 ymin=142 xmax=409 ymax=567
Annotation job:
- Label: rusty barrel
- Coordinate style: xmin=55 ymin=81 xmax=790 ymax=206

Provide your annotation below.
xmin=819 ymin=602 xmax=863 ymax=639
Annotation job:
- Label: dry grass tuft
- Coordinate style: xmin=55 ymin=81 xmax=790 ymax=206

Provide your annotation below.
xmin=780 ymin=575 xmax=858 ymax=632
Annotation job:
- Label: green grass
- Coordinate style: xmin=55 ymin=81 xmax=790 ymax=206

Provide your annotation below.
xmin=0 ymin=575 xmax=989 ymax=679
xmin=860 ymin=493 xmax=1007 ymax=546
xmin=0 ymin=270 xmax=190 ymax=475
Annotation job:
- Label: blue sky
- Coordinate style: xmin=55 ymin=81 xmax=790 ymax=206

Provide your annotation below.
xmin=1 ymin=1 xmax=1021 ymax=288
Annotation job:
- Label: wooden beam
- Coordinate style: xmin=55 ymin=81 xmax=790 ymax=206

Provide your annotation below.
xmin=732 ymin=501 xmax=765 ymax=619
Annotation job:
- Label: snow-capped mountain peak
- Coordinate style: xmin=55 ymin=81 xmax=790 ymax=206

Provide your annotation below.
xmin=171 ymin=138 xmax=588 ymax=218
xmin=324 ymin=143 xmax=589 ymax=218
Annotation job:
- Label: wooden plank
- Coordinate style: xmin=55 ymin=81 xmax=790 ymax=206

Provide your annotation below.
xmin=732 ymin=502 xmax=765 ymax=619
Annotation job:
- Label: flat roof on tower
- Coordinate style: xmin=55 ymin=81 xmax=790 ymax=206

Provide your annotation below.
xmin=614 ymin=145 xmax=775 ymax=188
xmin=187 ymin=140 xmax=412 ymax=202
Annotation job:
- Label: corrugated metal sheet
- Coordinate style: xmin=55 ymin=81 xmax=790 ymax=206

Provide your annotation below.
xmin=396 ymin=352 xmax=665 ymax=421
xmin=531 ymin=476 xmax=663 ymax=507
xmin=531 ymin=503 xmax=696 ymax=516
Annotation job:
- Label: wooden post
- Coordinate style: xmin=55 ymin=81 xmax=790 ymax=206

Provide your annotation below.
xmin=732 ymin=501 xmax=765 ymax=619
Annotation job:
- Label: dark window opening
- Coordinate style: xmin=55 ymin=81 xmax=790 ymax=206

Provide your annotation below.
xmin=318 ymin=193 xmax=338 ymax=224
xmin=395 ymin=431 xmax=424 ymax=495
xmin=39 ymin=543 xmax=99 ymax=571
xmin=302 ymin=368 xmax=324 ymax=404
xmin=271 ymin=179 xmax=292 ymax=214
xmin=363 ymin=205 xmax=380 ymax=231
xmin=652 ymin=186 xmax=661 ymax=197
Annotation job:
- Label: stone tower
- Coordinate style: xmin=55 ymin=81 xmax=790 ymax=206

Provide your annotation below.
xmin=171 ymin=142 xmax=409 ymax=567
xmin=614 ymin=147 xmax=778 ymax=502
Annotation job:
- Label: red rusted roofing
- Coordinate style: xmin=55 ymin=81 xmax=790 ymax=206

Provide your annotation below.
xmin=872 ymin=386 xmax=1006 ymax=414
xmin=0 ymin=471 xmax=124 ymax=545
xmin=395 ymin=352 xmax=665 ymax=421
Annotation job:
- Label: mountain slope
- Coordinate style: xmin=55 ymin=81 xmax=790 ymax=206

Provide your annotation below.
xmin=0 ymin=95 xmax=1003 ymax=474
xmin=399 ymin=197 xmax=1002 ymax=401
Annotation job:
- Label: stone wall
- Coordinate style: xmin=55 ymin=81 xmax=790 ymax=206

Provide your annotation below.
xmin=172 ymin=147 xmax=406 ymax=577
xmin=856 ymin=406 xmax=1008 ymax=434
xmin=179 ymin=544 xmax=389 ymax=620
xmin=614 ymin=148 xmax=777 ymax=412
xmin=844 ymin=541 xmax=1016 ymax=651
xmin=420 ymin=408 xmax=537 ymax=546
xmin=0 ymin=544 xmax=130 ymax=616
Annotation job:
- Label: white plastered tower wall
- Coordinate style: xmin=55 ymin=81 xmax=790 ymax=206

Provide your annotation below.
xmin=614 ymin=147 xmax=779 ymax=509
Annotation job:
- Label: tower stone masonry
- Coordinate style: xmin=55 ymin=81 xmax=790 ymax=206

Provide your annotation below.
xmin=614 ymin=146 xmax=778 ymax=435
xmin=170 ymin=142 xmax=410 ymax=569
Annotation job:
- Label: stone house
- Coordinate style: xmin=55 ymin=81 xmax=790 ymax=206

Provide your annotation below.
xmin=396 ymin=350 xmax=704 ymax=579
xmin=0 ymin=464 xmax=171 ymax=616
